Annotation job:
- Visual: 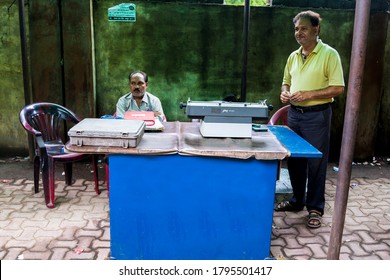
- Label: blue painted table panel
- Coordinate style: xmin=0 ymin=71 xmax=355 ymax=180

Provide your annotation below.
xmin=267 ymin=126 xmax=322 ymax=158
xmin=109 ymin=154 xmax=278 ymax=260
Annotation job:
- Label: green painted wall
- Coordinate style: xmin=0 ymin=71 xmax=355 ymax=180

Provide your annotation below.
xmin=93 ymin=1 xmax=356 ymax=160
xmin=1 ymin=0 xmax=389 ymax=161
xmin=0 ymin=2 xmax=28 ymax=155
xmin=94 ymin=2 xmax=355 ymax=120
xmin=94 ymin=1 xmax=245 ymax=120
xmin=378 ymin=18 xmax=390 ymax=151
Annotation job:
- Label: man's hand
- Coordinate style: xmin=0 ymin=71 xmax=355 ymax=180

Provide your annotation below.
xmin=289 ymin=91 xmax=307 ymax=103
xmin=280 ymin=90 xmax=291 ymax=103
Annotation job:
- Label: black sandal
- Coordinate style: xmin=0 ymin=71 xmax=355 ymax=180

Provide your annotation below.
xmin=307 ymin=210 xmax=322 ymax=228
xmin=274 ymin=201 xmax=303 ymax=212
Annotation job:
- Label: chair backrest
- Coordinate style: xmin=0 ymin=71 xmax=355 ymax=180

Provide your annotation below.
xmin=19 ymin=102 xmax=81 ymax=142
xmin=268 ymin=105 xmax=290 ymax=126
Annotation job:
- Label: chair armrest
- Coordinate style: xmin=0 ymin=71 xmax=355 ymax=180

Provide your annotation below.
xmin=35 ymin=134 xmax=48 ymax=158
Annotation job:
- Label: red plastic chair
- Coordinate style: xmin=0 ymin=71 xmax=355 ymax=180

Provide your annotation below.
xmin=268 ymin=105 xmax=290 ymax=179
xmin=268 ymin=105 xmax=290 ymax=126
xmin=19 ymin=102 xmax=100 ymax=208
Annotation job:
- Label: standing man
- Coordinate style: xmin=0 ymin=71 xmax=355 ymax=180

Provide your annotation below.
xmin=116 ymin=70 xmax=166 ymax=121
xmin=275 ymin=11 xmax=345 ymax=228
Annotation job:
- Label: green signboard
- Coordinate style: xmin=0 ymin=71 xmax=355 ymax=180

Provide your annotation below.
xmin=108 ymin=3 xmax=136 ymax=22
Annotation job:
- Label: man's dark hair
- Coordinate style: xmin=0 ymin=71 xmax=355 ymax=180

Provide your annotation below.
xmin=293 ymin=10 xmax=321 ymax=27
xmin=128 ymin=70 xmax=148 ymax=82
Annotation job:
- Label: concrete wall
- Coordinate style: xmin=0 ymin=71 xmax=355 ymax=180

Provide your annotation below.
xmin=377 ymin=17 xmax=390 ymax=153
xmin=0 ymin=2 xmax=27 ymax=155
xmin=93 ymin=1 xmax=358 ymax=160
xmin=1 ymin=0 xmax=389 ymax=161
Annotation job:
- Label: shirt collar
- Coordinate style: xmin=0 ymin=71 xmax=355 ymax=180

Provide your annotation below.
xmin=296 ymin=39 xmax=324 ymax=56
xmin=125 ymin=92 xmax=150 ymax=104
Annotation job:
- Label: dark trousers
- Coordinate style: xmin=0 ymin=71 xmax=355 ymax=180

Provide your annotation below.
xmin=287 ymin=105 xmax=332 ymax=215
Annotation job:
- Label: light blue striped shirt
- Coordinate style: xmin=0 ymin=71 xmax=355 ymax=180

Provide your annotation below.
xmin=116 ymin=92 xmax=165 ymax=121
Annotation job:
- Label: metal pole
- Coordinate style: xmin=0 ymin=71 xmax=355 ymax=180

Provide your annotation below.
xmin=327 ymin=0 xmax=371 ymax=259
xmin=18 ymin=0 xmax=34 ymax=160
xmin=240 ymin=0 xmax=250 ymax=102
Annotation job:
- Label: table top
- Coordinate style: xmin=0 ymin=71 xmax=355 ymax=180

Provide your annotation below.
xmin=66 ymin=121 xmax=321 ymax=160
xmin=267 ymin=126 xmax=322 ymax=158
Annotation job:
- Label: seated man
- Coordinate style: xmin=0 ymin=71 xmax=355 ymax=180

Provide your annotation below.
xmin=116 ymin=70 xmax=166 ymax=121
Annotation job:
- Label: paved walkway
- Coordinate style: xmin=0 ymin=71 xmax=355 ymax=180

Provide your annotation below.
xmin=272 ymin=174 xmax=390 ymax=259
xmin=0 ymin=159 xmax=389 ymax=260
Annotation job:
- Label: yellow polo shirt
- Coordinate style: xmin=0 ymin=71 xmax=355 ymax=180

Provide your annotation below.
xmin=282 ymin=39 xmax=345 ymax=106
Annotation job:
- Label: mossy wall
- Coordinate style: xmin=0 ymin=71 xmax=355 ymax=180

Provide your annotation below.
xmin=1 ymin=0 xmax=389 ymax=161
xmin=0 ymin=2 xmax=27 ymax=155
xmin=94 ymin=1 xmax=355 ymax=120
xmin=93 ymin=1 xmax=356 ymax=160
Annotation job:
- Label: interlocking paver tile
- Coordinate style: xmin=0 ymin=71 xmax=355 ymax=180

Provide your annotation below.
xmin=6 ymin=205 xmax=25 ymax=212
xmin=0 ymin=236 xmax=12 ymax=247
xmin=360 ymin=207 xmax=386 ymax=215
xmin=339 ymin=243 xmax=352 ymax=254
xmin=306 ymin=243 xmax=327 ymax=259
xmin=68 ymin=211 xmax=88 ymax=221
xmin=344 ymin=223 xmax=372 ymax=232
xmin=100 ymin=227 xmax=111 ymax=241
xmin=13 ymin=179 xmax=28 ymax=185
xmin=340 ymin=234 xmax=363 ymax=243
xmin=96 ymin=248 xmax=110 ymax=260
xmin=339 ymin=253 xmax=352 ymax=260
xmin=283 ymin=247 xmax=313 ymax=259
xmin=361 ymin=242 xmax=390 ymax=252
xmin=35 ymin=229 xmax=64 ymax=238
xmin=279 ymin=235 xmax=303 ymax=249
xmin=0 ymin=229 xmax=23 ymax=237
xmin=296 ymin=235 xmax=327 ymax=245
xmin=76 ymin=196 xmax=95 ymax=206
xmin=18 ymin=227 xmax=39 ymax=240
xmin=76 ymin=229 xmax=103 ymax=238
xmin=351 ymin=215 xmax=379 ymax=224
xmin=0 ymin=196 xmax=12 ymax=203
xmin=0 ymin=219 xmax=11 ymax=228
xmin=0 ymin=250 xmax=6 ymax=259
xmin=69 ymin=204 xmax=94 ymax=212
xmin=355 ymin=230 xmax=381 ymax=244
xmin=21 ymin=219 xmax=49 ymax=229
xmin=1 ymin=161 xmax=390 ymax=260
xmin=374 ymin=251 xmax=390 ymax=259
xmin=367 ymin=221 xmax=389 ymax=231
xmin=370 ymin=232 xmax=390 ymax=241
xmin=49 ymin=240 xmax=78 ymax=249
xmin=90 ymin=202 xmax=109 ymax=213
xmin=75 ymin=236 xmax=95 ymax=248
xmin=65 ymin=250 xmax=96 ymax=260
xmin=344 ymin=241 xmax=372 ymax=256
xmin=22 ymin=250 xmax=53 ymax=260
xmin=346 ymin=206 xmax=367 ymax=217
xmin=45 ymin=219 xmax=63 ymax=230
xmin=51 ymin=248 xmax=68 ymax=259
xmin=83 ymin=219 xmax=100 ymax=230
xmin=60 ymin=220 xmax=88 ymax=228
xmin=46 ymin=211 xmax=73 ymax=219
xmin=5 ymin=239 xmax=35 ymax=248
xmin=352 ymin=255 xmax=381 ymax=260
xmin=29 ymin=237 xmax=52 ymax=251
xmin=2 ymin=247 xmax=25 ymax=260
